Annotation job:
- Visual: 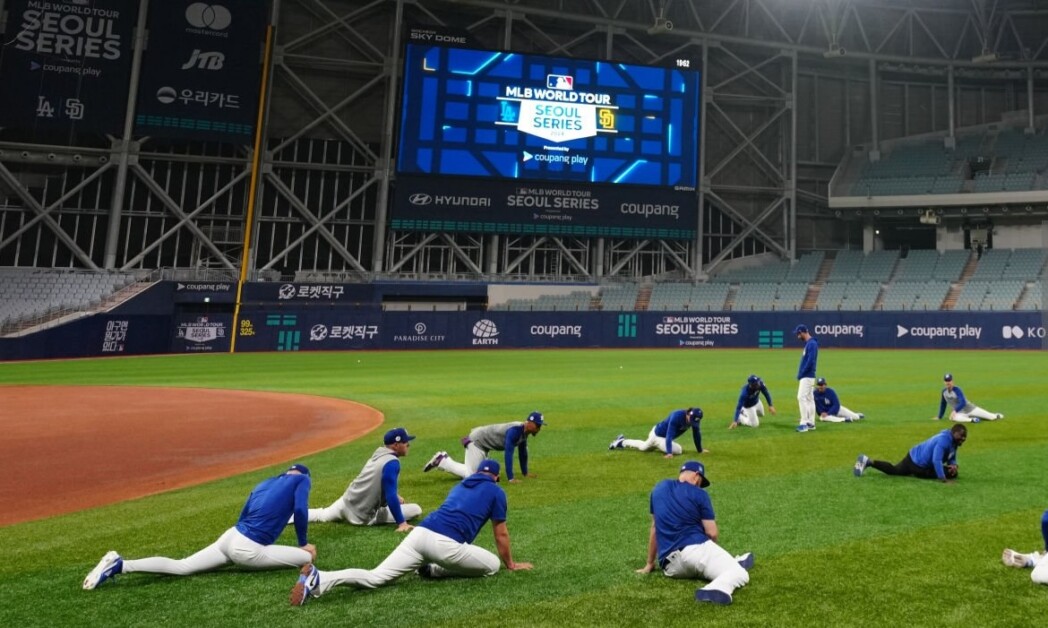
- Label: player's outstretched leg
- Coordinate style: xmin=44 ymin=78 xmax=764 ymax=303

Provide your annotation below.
xmin=83 ymin=551 xmax=123 ymax=590
xmin=290 ymin=564 xmax=320 ymax=606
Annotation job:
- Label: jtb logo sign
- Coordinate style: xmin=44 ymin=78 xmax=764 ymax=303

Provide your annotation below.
xmin=181 ymin=50 xmax=225 ymax=70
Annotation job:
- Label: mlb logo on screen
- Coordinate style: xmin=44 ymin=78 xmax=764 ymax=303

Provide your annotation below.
xmin=547 ymin=74 xmax=574 ymax=90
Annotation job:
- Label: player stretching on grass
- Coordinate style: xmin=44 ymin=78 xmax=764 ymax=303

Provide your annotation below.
xmin=609 ymin=407 xmax=706 ymax=458
xmin=793 ymin=324 xmax=818 ymax=432
xmin=83 ymin=464 xmax=316 ymax=590
xmin=853 ymin=424 xmax=966 ymax=483
xmin=301 ymin=428 xmax=421 ymax=531
xmin=813 ymin=377 xmax=864 ymax=423
xmin=289 ymin=459 xmax=531 ymax=606
xmin=728 ymin=375 xmax=775 ymax=429
xmin=1002 ymin=509 xmax=1048 ymax=585
xmin=423 ymin=412 xmax=544 ymax=483
xmin=636 ymin=460 xmax=753 ymax=605
xmin=935 ymin=373 xmax=1004 ymax=423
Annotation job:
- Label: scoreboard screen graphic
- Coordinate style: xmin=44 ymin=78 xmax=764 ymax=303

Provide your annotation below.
xmin=396 ymin=44 xmax=701 ymax=189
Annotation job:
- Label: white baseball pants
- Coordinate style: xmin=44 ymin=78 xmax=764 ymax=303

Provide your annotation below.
xmin=622 ymin=426 xmax=683 ymax=455
xmin=818 ymin=406 xmax=862 ymax=423
xmin=121 ymin=527 xmax=311 ymax=576
xmin=662 ymin=541 xmax=750 ymax=598
xmin=314 ymin=526 xmax=500 ymax=595
xmin=308 ymin=499 xmax=423 ymax=525
xmin=437 ymin=443 xmax=488 ymax=479
xmin=796 ymin=378 xmax=816 ymax=425
xmin=949 ymin=405 xmax=1000 ymax=422
xmin=736 ymin=400 xmax=765 ymax=427
xmin=1033 ymin=552 xmax=1048 ymax=584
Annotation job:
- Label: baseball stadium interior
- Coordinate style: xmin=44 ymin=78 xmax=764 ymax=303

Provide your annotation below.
xmin=3 ymin=0 xmax=1048 ymax=358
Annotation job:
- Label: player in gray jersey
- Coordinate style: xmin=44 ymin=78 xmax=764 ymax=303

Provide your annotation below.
xmin=935 ymin=373 xmax=1003 ymax=423
xmin=302 ymin=428 xmax=422 ymax=532
xmin=424 ymin=412 xmax=545 ymax=483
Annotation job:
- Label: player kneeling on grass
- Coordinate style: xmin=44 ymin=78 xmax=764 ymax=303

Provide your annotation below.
xmin=83 ymin=464 xmax=316 ymax=590
xmin=289 ymin=459 xmax=531 ymax=606
xmin=728 ymin=375 xmax=775 ymax=429
xmin=853 ymin=424 xmax=966 ymax=483
xmin=424 ymin=411 xmax=544 ymax=483
xmin=636 ymin=461 xmax=752 ymax=605
xmin=813 ymin=377 xmax=864 ymax=423
xmin=300 ymin=427 xmax=421 ymax=532
xmin=610 ymin=407 xmax=707 ymax=457
xmin=1002 ymin=509 xmax=1048 ymax=585
xmin=936 ymin=373 xmax=1004 ymax=423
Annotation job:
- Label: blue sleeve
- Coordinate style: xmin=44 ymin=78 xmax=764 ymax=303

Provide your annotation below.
xmin=695 ymin=489 xmax=715 ymax=521
xmin=293 ymin=477 xmax=311 ymax=546
xmin=931 ymin=442 xmax=947 ymax=480
xmin=491 ymin=487 xmax=508 ymax=522
xmin=798 ymin=343 xmax=815 ymax=378
xmin=381 ymin=460 xmax=405 ymax=524
xmin=664 ymin=414 xmax=680 ymax=454
xmin=761 ymin=385 xmax=773 ymax=406
xmin=828 ymin=390 xmax=841 ymax=415
xmin=518 ymin=440 xmax=529 ymax=477
xmin=733 ymin=388 xmax=747 ymax=423
xmin=503 ymin=425 xmax=524 ymax=480
xmin=1040 ymin=510 xmax=1048 ymax=552
xmin=953 ymin=387 xmax=968 ymax=410
xmin=692 ymin=421 xmax=703 ymax=452
xmin=938 ymin=390 xmax=947 ymax=419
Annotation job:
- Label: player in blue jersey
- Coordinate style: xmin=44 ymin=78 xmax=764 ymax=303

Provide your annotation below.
xmin=609 ymin=407 xmax=706 ymax=458
xmin=1002 ymin=510 xmax=1048 ymax=585
xmin=424 ymin=412 xmax=544 ymax=483
xmin=636 ymin=460 xmax=752 ymax=605
xmin=813 ymin=377 xmax=864 ymax=423
xmin=83 ymin=464 xmax=316 ymax=590
xmin=853 ymin=424 xmax=967 ymax=483
xmin=794 ymin=324 xmax=819 ymax=432
xmin=303 ymin=428 xmax=421 ymax=531
xmin=728 ymin=374 xmax=776 ymax=429
xmin=289 ymin=459 xmax=531 ymax=606
xmin=935 ymin=373 xmax=1003 ymax=423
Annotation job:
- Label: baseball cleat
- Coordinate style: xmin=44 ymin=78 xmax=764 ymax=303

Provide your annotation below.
xmin=736 ymin=552 xmax=754 ymax=570
xmin=971 ymin=417 xmax=981 ymax=423
xmin=694 ymin=588 xmax=732 ymax=605
xmin=806 ymin=423 xmax=816 ymax=430
xmin=857 ymin=413 xmax=865 ymax=419
xmin=1002 ymin=548 xmax=1030 ymax=569
xmin=423 ymin=451 xmax=447 ymax=472
xmin=460 ymin=437 xmax=473 ymax=448
xmin=796 ymin=424 xmax=809 ymax=433
xmin=854 ymin=454 xmax=869 ymax=477
xmin=996 ymin=413 xmax=1004 ymax=419
xmin=290 ymin=564 xmax=320 ymax=606
xmin=83 ymin=551 xmax=123 ymax=590
xmin=609 ymin=434 xmax=625 ymax=450
xmin=417 ymin=563 xmax=436 ymax=579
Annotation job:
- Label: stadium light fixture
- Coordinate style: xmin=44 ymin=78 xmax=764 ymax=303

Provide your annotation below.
xmin=972 ymin=51 xmax=999 ymax=64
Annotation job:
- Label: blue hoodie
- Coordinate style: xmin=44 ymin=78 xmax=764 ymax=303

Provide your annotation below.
xmin=909 ymin=429 xmax=959 ymax=480
xmin=797 ymin=336 xmax=818 ymax=379
xmin=419 ymin=473 xmax=508 ymax=544
xmin=813 ymin=386 xmax=842 ymax=416
xmin=236 ymin=472 xmax=311 ymax=546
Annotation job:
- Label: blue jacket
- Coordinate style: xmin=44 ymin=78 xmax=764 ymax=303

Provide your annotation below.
xmin=650 ymin=479 xmax=715 ymax=565
xmin=654 ymin=409 xmax=703 ymax=454
xmin=938 ymin=385 xmax=969 ymax=419
xmin=797 ymin=336 xmax=818 ymax=379
xmin=813 ymin=386 xmax=841 ymax=416
xmin=909 ymin=429 xmax=959 ymax=480
xmin=733 ymin=382 xmax=772 ymax=422
xmin=419 ymin=473 xmax=508 ymax=544
xmin=236 ymin=472 xmax=311 ymax=546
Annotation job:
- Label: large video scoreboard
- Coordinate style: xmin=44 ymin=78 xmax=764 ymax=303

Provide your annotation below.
xmin=392 ymin=39 xmax=701 ymax=239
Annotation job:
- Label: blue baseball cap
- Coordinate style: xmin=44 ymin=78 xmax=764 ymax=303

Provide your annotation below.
xmin=287 ymin=463 xmax=311 ymax=476
xmin=747 ymin=374 xmax=761 ymax=386
xmin=384 ymin=427 xmax=416 ymax=445
xmin=793 ymin=324 xmax=808 ymax=335
xmin=527 ymin=411 xmax=545 ymax=426
xmin=816 ymin=377 xmax=827 ymax=386
xmin=477 ymin=459 xmax=501 ymax=478
xmin=687 ymin=407 xmax=703 ymax=420
xmin=943 ymin=373 xmax=953 ymax=382
xmin=680 ymin=460 xmax=711 ymax=487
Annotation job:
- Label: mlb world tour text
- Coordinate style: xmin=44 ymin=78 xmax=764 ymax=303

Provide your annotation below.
xmin=14 ymin=2 xmax=123 ymax=60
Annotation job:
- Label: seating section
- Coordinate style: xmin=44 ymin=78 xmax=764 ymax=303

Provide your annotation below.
xmin=815 ymin=282 xmax=880 ymax=311
xmin=600 ymin=285 xmax=639 ymax=311
xmin=1003 ymin=248 xmax=1047 ymax=279
xmin=970 ymin=248 xmax=1011 ymax=280
xmin=953 ymin=280 xmax=1024 ymax=311
xmin=1017 ymin=283 xmax=1043 ymax=310
xmin=0 ymin=269 xmax=137 ymax=328
xmin=494 ymin=291 xmax=593 ymax=311
xmin=828 ymin=250 xmax=898 ymax=282
xmin=732 ymin=282 xmax=807 ymax=311
xmin=648 ymin=283 xmax=729 ymax=311
xmin=879 ymin=281 xmax=949 ymax=311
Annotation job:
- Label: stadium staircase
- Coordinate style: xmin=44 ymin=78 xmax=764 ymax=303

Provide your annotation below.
xmin=635 ymin=284 xmax=652 ymax=310
xmin=942 ymin=254 xmax=979 ymax=310
xmin=589 ymin=294 xmax=602 ymax=310
xmin=801 ymin=252 xmax=836 ymax=310
xmin=724 ymin=285 xmax=738 ymax=310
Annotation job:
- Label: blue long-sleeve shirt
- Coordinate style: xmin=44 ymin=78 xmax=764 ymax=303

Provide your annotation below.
xmin=797 ymin=336 xmax=818 ymax=379
xmin=938 ymin=386 xmax=969 ymax=419
xmin=502 ymin=424 xmax=529 ymax=481
xmin=909 ymin=429 xmax=959 ymax=480
xmin=813 ymin=386 xmax=841 ymax=416
xmin=654 ymin=409 xmax=703 ymax=454
xmin=420 ymin=473 xmax=508 ymax=544
xmin=236 ymin=472 xmax=311 ymax=546
xmin=733 ymin=383 xmax=772 ymax=422
xmin=380 ymin=460 xmax=406 ymax=524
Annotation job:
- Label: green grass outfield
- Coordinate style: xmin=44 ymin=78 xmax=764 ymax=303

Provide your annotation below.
xmin=1 ymin=348 xmax=1046 ymax=627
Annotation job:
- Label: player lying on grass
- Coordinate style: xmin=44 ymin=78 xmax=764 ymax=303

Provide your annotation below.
xmin=290 ymin=459 xmax=531 ymax=606
xmin=728 ymin=375 xmax=775 ymax=429
xmin=424 ymin=411 xmax=544 ymax=483
xmin=935 ymin=373 xmax=1004 ymax=423
xmin=610 ymin=407 xmax=706 ymax=457
xmin=854 ymin=424 xmax=966 ymax=483
xmin=636 ymin=460 xmax=753 ymax=605
xmin=813 ymin=377 xmax=864 ymax=423
xmin=83 ymin=464 xmax=316 ymax=590
xmin=1002 ymin=509 xmax=1048 ymax=585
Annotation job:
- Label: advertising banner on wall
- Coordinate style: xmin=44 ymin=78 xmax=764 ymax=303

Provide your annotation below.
xmin=134 ymin=0 xmax=267 ymax=142
xmin=0 ymin=0 xmax=139 ymax=135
